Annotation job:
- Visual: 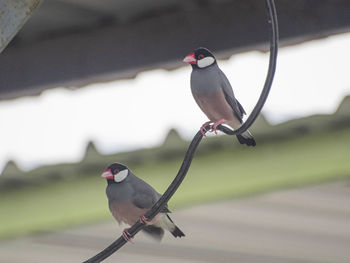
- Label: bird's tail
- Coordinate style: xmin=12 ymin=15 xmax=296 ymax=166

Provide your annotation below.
xmin=170 ymin=225 xmax=185 ymax=238
xmin=166 ymin=215 xmax=185 ymax=238
xmin=236 ymin=130 xmax=256 ymax=147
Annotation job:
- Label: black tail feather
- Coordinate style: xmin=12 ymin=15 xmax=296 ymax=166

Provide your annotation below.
xmin=166 ymin=214 xmax=185 ymax=238
xmin=170 ymin=226 xmax=185 ymax=238
xmin=236 ymin=134 xmax=256 ymax=147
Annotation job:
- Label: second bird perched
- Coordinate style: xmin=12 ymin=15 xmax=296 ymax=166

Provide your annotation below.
xmin=183 ymin=47 xmax=256 ymax=147
xmin=101 ymin=163 xmax=185 ymax=242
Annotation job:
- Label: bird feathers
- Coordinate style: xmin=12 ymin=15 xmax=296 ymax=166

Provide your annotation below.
xmin=187 ymin=47 xmax=256 ymax=147
xmin=219 ymin=69 xmax=246 ymax=122
xmin=104 ymin=165 xmax=185 ymax=240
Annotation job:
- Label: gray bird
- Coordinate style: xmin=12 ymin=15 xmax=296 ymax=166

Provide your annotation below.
xmin=183 ymin=47 xmax=256 ymax=146
xmin=101 ymin=163 xmax=185 ymax=242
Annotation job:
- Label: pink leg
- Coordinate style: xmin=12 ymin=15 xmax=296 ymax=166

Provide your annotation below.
xmin=200 ymin=121 xmax=213 ymax=137
xmin=212 ymin=119 xmax=227 ymax=134
xmin=122 ymin=228 xmax=134 ymax=243
xmin=139 ymin=215 xmax=151 ymax=225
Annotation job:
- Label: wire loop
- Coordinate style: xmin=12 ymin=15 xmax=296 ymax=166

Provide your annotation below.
xmin=83 ymin=0 xmax=278 ymax=262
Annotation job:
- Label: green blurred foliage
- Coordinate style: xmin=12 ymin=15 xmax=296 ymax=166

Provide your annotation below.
xmin=0 ymin=96 xmax=350 ymax=239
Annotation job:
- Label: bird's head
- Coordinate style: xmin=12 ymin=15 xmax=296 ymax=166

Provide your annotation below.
xmin=101 ymin=163 xmax=129 ymax=183
xmin=183 ymin=47 xmax=216 ymax=69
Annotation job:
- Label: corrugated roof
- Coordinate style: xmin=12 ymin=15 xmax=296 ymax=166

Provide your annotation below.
xmin=1 ymin=0 xmax=350 ymax=99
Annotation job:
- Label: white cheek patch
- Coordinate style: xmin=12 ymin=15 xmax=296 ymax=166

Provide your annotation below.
xmin=114 ymin=169 xmax=128 ymax=182
xmin=197 ymin=57 xmax=215 ymax=68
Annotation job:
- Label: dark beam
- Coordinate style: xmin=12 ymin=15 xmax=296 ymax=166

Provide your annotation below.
xmin=1 ymin=0 xmax=350 ymax=100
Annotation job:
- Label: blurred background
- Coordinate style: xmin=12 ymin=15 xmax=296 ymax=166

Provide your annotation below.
xmin=0 ymin=0 xmax=350 ymax=262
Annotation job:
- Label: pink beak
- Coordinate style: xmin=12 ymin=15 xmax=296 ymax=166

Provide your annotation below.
xmin=101 ymin=169 xmax=114 ymax=180
xmin=183 ymin=52 xmax=196 ymax=64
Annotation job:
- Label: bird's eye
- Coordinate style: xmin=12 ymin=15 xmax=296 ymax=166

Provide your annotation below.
xmin=113 ymin=169 xmax=119 ymax=174
xmin=198 ymin=54 xmax=204 ymax=59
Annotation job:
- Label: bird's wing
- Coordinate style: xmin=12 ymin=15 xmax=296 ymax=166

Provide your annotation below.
xmin=132 ymin=190 xmax=155 ymax=209
xmin=131 ymin=178 xmax=171 ymax=213
xmin=132 ymin=190 xmax=170 ymax=213
xmin=219 ymin=69 xmax=246 ymax=122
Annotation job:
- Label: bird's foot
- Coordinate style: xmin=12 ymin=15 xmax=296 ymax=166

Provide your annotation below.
xmin=200 ymin=121 xmax=213 ymax=137
xmin=139 ymin=215 xmax=151 ymax=225
xmin=212 ymin=119 xmax=227 ymax=134
xmin=122 ymin=228 xmax=134 ymax=243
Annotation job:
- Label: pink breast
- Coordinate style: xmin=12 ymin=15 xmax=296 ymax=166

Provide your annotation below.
xmin=194 ymin=92 xmax=234 ymax=122
xmin=109 ymin=202 xmax=148 ymax=226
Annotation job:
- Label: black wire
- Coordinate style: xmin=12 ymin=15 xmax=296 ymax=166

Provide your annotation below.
xmin=83 ymin=1 xmax=278 ymax=262
xmin=219 ymin=0 xmax=278 ymax=135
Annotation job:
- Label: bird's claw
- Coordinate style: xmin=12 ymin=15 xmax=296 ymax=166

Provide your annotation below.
xmin=200 ymin=121 xmax=213 ymax=137
xmin=139 ymin=215 xmax=151 ymax=225
xmin=122 ymin=228 xmax=134 ymax=243
xmin=212 ymin=119 xmax=227 ymax=134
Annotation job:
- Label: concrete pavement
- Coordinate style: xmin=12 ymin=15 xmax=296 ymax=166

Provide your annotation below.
xmin=1 ymin=180 xmax=349 ymax=263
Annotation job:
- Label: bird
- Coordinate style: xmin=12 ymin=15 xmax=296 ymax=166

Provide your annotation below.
xmin=183 ymin=47 xmax=256 ymax=146
xmin=101 ymin=162 xmax=185 ymax=242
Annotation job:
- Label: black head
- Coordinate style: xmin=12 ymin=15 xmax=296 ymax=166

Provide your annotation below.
xmin=183 ymin=47 xmax=216 ymax=69
xmin=101 ymin=163 xmax=129 ymax=184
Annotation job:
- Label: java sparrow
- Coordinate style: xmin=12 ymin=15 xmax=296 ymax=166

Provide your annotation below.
xmin=183 ymin=47 xmax=256 ymax=146
xmin=101 ymin=163 xmax=185 ymax=242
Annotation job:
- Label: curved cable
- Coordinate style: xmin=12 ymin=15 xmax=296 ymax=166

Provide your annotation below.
xmin=220 ymin=0 xmax=278 ymax=135
xmin=83 ymin=0 xmax=278 ymax=262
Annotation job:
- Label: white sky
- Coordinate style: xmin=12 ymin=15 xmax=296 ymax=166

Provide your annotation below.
xmin=0 ymin=33 xmax=350 ymax=172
